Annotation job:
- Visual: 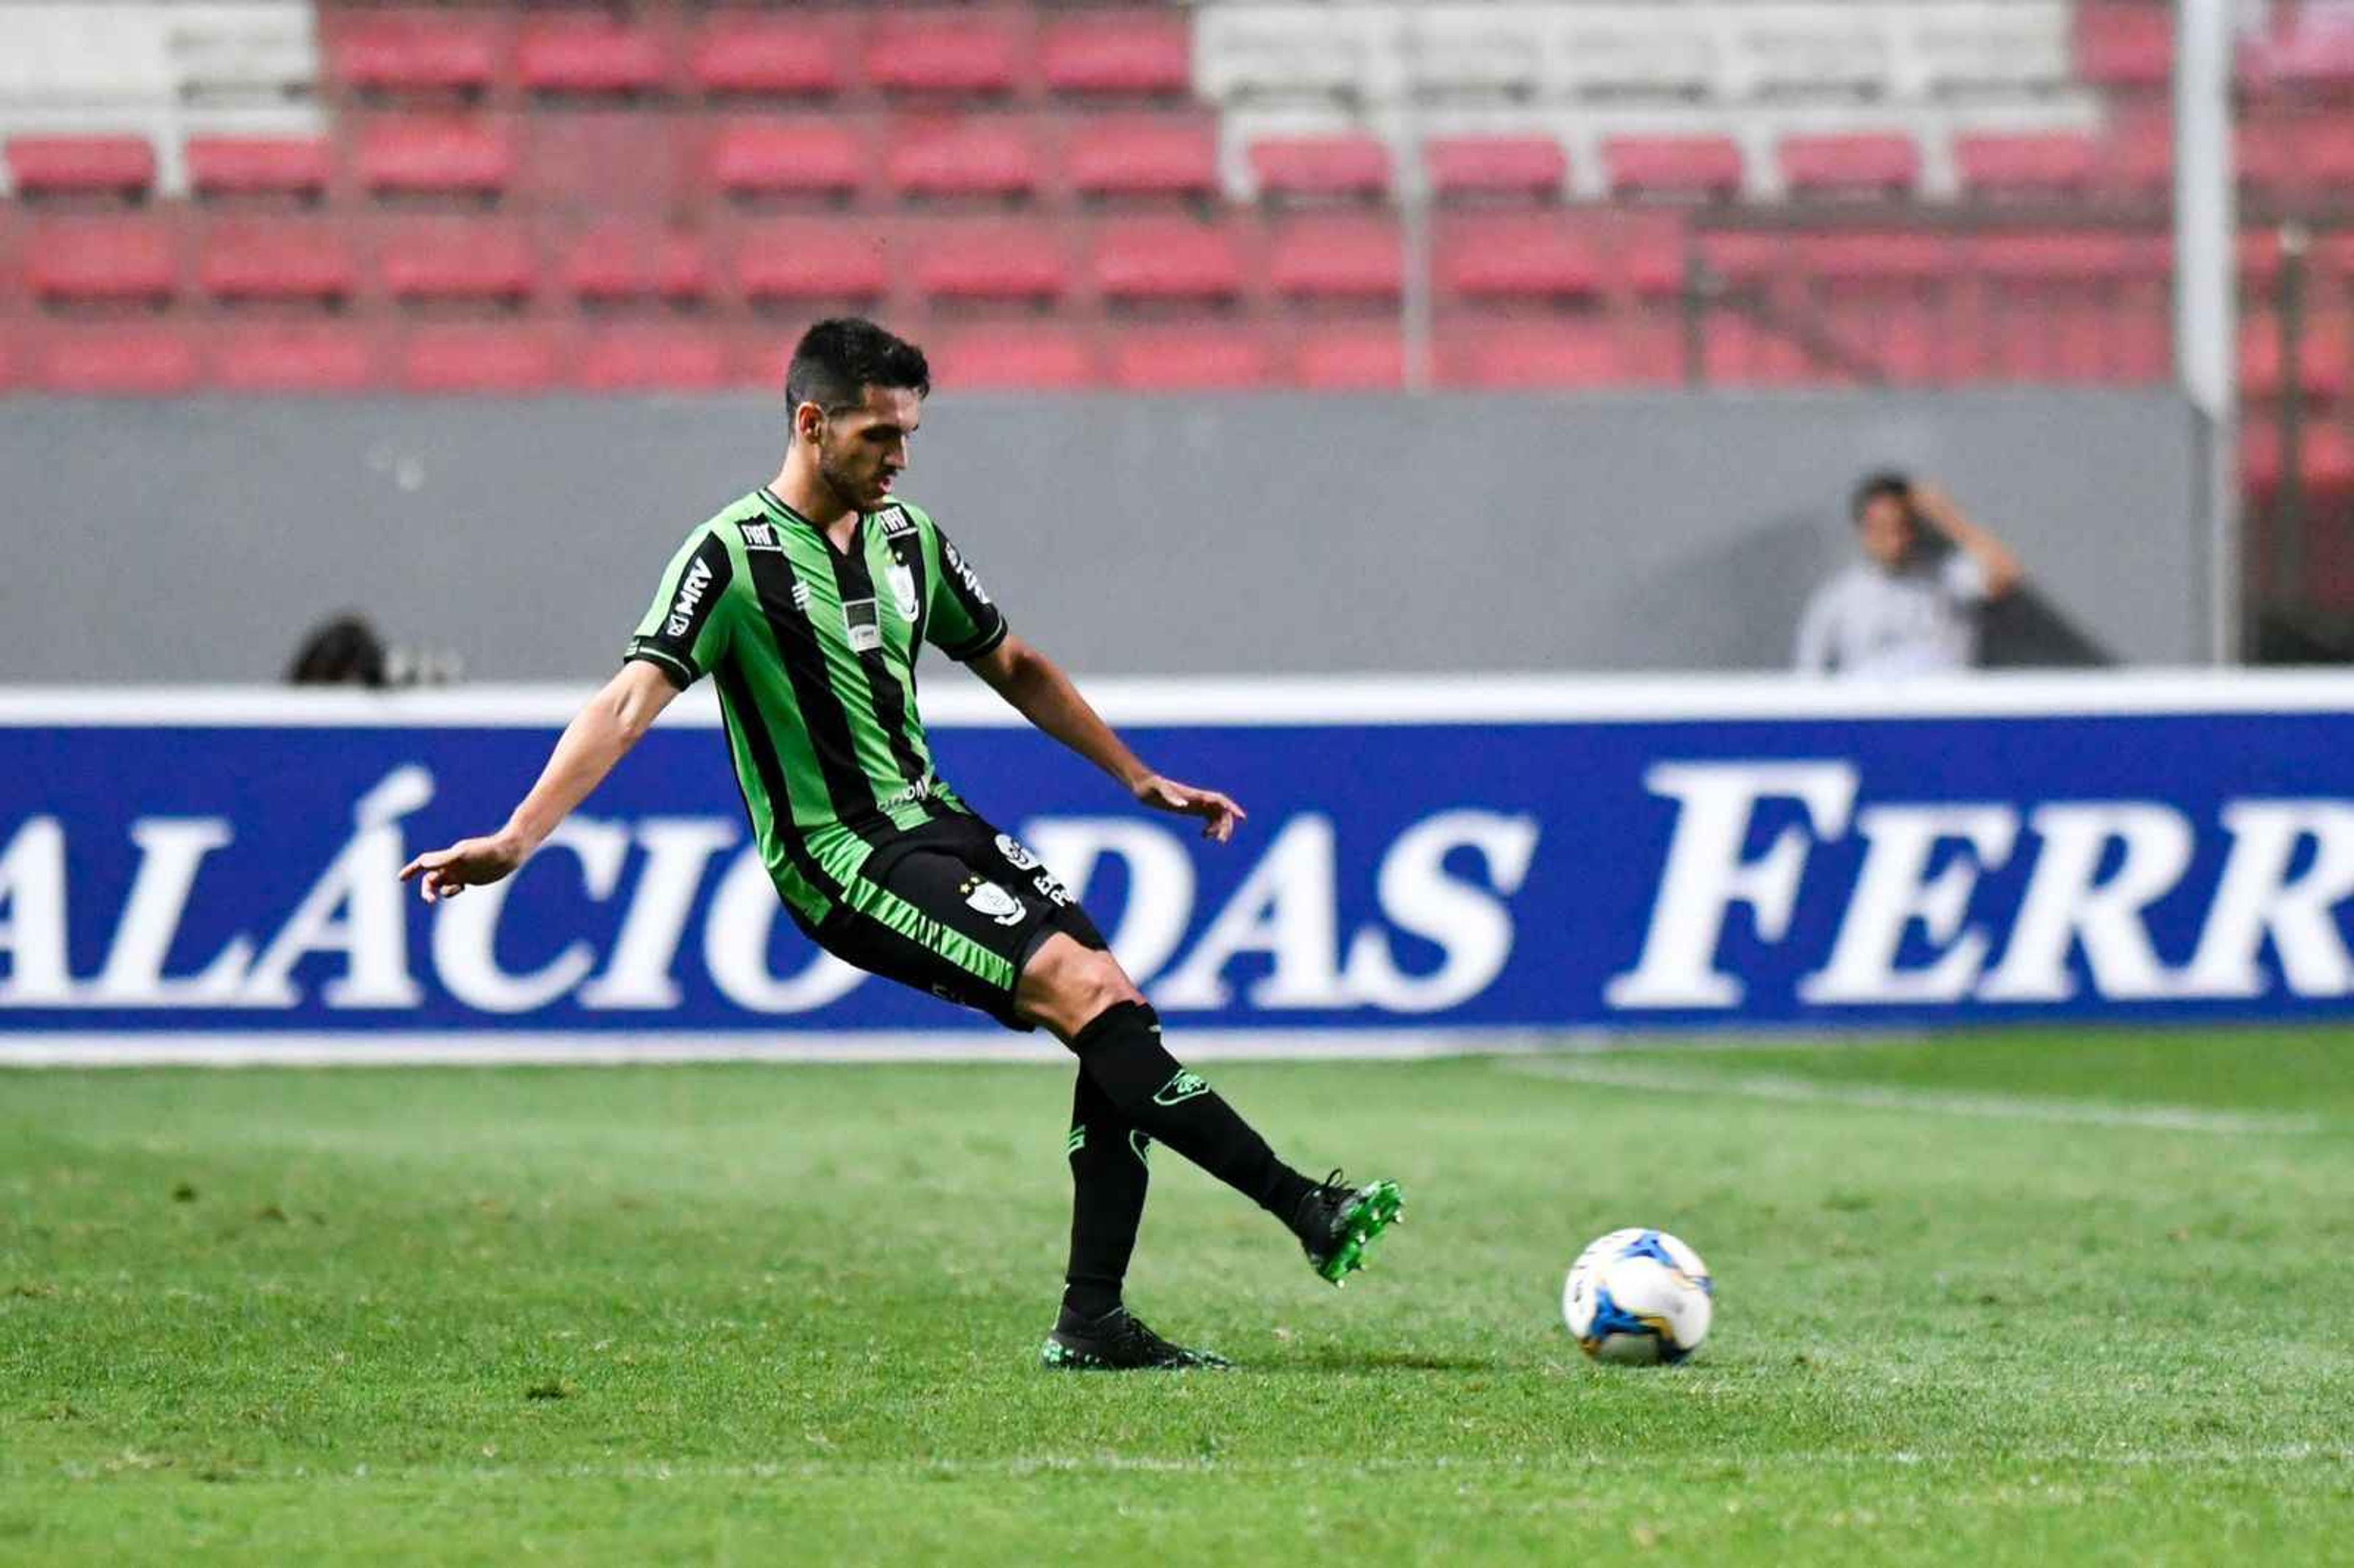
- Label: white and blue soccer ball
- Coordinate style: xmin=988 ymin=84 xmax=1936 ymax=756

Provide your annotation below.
xmin=1562 ymin=1228 xmax=1715 ymax=1365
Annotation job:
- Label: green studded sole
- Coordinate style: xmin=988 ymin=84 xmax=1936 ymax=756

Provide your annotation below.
xmin=1314 ymin=1179 xmax=1405 ymax=1286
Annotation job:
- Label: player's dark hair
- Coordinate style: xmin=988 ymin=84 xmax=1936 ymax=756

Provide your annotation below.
xmin=785 ymin=318 xmax=931 ymax=414
xmin=1850 ymin=470 xmax=1913 ymax=525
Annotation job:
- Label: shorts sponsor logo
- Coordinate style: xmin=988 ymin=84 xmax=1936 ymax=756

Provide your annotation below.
xmin=994 ymin=833 xmax=1041 ymax=870
xmin=962 ymin=878 xmax=1026 ymax=927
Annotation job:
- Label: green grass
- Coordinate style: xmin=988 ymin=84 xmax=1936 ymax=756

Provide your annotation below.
xmin=4 ymin=1029 xmax=2352 ymax=1565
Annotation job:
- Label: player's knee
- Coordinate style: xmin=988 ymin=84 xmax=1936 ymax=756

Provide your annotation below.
xmin=1021 ymin=940 xmax=1138 ymax=1037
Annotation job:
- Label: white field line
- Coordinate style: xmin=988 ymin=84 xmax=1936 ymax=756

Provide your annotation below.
xmin=1497 ymin=1059 xmax=2331 ymax=1136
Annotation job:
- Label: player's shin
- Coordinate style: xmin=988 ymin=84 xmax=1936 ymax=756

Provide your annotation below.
xmin=1060 ymin=1071 xmax=1148 ymax=1326
xmin=1066 ymin=1001 xmax=1317 ymax=1227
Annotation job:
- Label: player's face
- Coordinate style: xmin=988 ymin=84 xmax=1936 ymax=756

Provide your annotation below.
xmin=1857 ymin=495 xmax=1914 ymax=568
xmin=814 ymin=384 xmax=921 ymax=512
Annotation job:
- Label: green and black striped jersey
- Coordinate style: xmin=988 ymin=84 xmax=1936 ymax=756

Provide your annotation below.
xmin=625 ymin=485 xmax=1008 ymax=925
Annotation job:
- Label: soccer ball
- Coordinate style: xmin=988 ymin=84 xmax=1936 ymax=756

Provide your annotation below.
xmin=1562 ymin=1228 xmax=1714 ymax=1365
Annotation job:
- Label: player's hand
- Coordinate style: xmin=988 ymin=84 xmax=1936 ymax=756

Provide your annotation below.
xmin=1132 ymin=774 xmax=1247 ymax=843
xmin=1908 ymin=481 xmax=1957 ymax=531
xmin=398 ymin=832 xmax=527 ymax=903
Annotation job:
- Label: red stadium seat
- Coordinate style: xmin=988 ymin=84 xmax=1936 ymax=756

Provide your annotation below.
xmin=2241 ymin=113 xmax=2354 ymax=202
xmin=2244 ymin=421 xmax=2354 ymax=497
xmin=1108 ymin=328 xmax=1271 ymax=389
xmin=1780 ymin=134 xmax=1921 ymax=197
xmin=1294 ymin=327 xmax=1404 ymax=390
xmin=381 ymin=221 xmax=536 ymax=305
xmin=34 ymin=327 xmax=200 ymax=395
xmin=691 ymin=17 xmax=846 ymax=97
xmin=1617 ymin=211 xmax=1691 ymax=297
xmin=1601 ymin=135 xmax=1743 ymax=200
xmin=929 ymin=326 xmax=1097 ymax=389
xmin=1092 ymin=218 xmax=1244 ymax=303
xmin=1697 ymin=230 xmax=1789 ymax=288
xmin=2242 ymin=313 xmax=2353 ymax=399
xmin=26 ymin=219 xmax=177 ymax=305
xmin=887 ymin=120 xmax=1040 ymax=200
xmin=1436 ymin=213 xmax=1604 ymax=301
xmin=562 ymin=224 xmax=711 ymax=306
xmin=327 ymin=11 xmax=503 ymax=97
xmin=1425 ymin=137 xmax=1569 ymax=202
xmin=187 ymin=136 xmax=332 ymax=202
xmin=1955 ymin=132 xmax=2098 ymax=198
xmin=735 ymin=224 xmax=890 ymax=303
xmin=867 ymin=13 xmax=1023 ymax=96
xmin=1042 ymin=13 xmax=1192 ymax=97
xmin=398 ymin=327 xmax=560 ymax=393
xmin=1249 ymin=135 xmax=1390 ymax=201
xmin=1970 ymin=229 xmax=2147 ymax=284
xmin=1797 ymin=230 xmax=1951 ymax=284
xmin=356 ymin=117 xmax=515 ymax=200
xmin=2074 ymin=3 xmax=2173 ymax=88
xmin=517 ymin=15 xmax=669 ymax=97
xmin=574 ymin=327 xmax=730 ymax=391
xmin=211 ymin=324 xmax=379 ymax=392
xmin=6 ymin=136 xmax=156 ymax=202
xmin=1269 ymin=214 xmax=1401 ymax=301
xmin=915 ymin=220 xmax=1067 ymax=302
xmin=1067 ymin=118 xmax=1218 ymax=200
xmin=709 ymin=120 xmax=867 ymax=202
xmin=1442 ymin=322 xmax=1637 ymax=389
xmin=1699 ymin=315 xmax=1811 ymax=387
xmin=2103 ymin=110 xmax=2174 ymax=196
xmin=200 ymin=221 xmax=360 ymax=305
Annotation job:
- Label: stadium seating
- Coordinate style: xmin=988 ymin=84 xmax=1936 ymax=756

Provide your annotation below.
xmin=690 ymin=18 xmax=847 ymax=101
xmin=1042 ymin=13 xmax=1192 ymax=99
xmin=515 ymin=15 xmax=669 ymax=101
xmin=6 ymin=136 xmax=156 ymax=202
xmin=562 ymin=224 xmax=712 ymax=309
xmin=1093 ymin=218 xmax=1245 ymax=304
xmin=915 ymin=219 xmax=1068 ymax=304
xmin=199 ymin=220 xmax=358 ymax=306
xmin=26 ymin=218 xmax=178 ymax=306
xmin=356 ymin=117 xmax=514 ymax=200
xmin=211 ymin=322 xmax=378 ymax=392
xmin=574 ymin=325 xmax=731 ymax=392
xmin=1426 ymin=137 xmax=1570 ymax=204
xmin=187 ymin=136 xmax=332 ymax=203
xmin=1067 ymin=117 xmax=1219 ymax=201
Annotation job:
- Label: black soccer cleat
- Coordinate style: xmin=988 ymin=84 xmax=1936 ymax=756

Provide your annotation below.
xmin=1293 ymin=1170 xmax=1406 ymax=1287
xmin=1039 ymin=1307 xmax=1233 ymax=1372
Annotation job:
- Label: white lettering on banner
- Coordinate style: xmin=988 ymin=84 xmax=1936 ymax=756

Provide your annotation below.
xmin=2184 ymin=802 xmax=2354 ymax=997
xmin=1017 ymin=818 xmax=1195 ymax=981
xmin=703 ymin=848 xmax=866 ymax=1011
xmin=1154 ymin=816 xmax=1349 ymax=1008
xmin=433 ymin=820 xmax=631 ymax=1014
xmin=1979 ymin=804 xmax=2195 ymax=1002
xmin=1345 ymin=810 xmax=1541 ymax=1013
xmin=579 ymin=819 xmax=739 ymax=1009
xmin=1606 ymin=763 xmax=1859 ymax=1009
xmin=1799 ymin=805 xmax=2019 ymax=1004
xmin=90 ymin=819 xmax=252 ymax=1005
xmin=0 ymin=817 xmax=70 ymax=1003
xmin=235 ymin=766 xmax=433 ymax=1008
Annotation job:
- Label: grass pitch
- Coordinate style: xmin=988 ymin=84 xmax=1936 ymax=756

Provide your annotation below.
xmin=4 ymin=1029 xmax=2351 ymax=1565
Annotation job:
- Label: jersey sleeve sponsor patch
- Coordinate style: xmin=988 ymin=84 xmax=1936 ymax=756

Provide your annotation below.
xmin=926 ymin=523 xmax=1008 ymax=663
xmin=625 ymin=527 xmax=736 ymax=687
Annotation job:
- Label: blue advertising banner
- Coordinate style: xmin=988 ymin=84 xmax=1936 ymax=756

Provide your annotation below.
xmin=4 ymin=676 xmax=2352 ymax=1060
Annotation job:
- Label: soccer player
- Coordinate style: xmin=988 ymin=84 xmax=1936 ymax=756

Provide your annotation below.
xmin=398 ymin=318 xmax=1402 ymax=1371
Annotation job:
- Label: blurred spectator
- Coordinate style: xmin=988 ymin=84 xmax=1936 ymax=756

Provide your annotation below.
xmin=286 ymin=614 xmax=389 ymax=687
xmin=1794 ymin=474 xmax=2024 ymax=676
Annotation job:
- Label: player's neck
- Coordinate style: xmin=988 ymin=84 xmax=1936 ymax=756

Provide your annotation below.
xmin=768 ymin=460 xmax=859 ymax=550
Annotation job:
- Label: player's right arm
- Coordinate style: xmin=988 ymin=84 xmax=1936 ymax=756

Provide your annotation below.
xmin=400 ymin=661 xmax=680 ymax=902
xmin=402 ymin=522 xmax=739 ymax=903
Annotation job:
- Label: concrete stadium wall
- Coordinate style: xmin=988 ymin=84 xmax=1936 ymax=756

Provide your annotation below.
xmin=0 ymin=390 xmax=2204 ymax=681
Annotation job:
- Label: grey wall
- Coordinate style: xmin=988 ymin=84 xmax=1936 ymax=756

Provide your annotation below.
xmin=0 ymin=390 xmax=2203 ymax=681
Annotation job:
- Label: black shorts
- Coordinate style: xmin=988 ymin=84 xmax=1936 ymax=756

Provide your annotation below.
xmin=810 ymin=813 xmax=1108 ymax=1030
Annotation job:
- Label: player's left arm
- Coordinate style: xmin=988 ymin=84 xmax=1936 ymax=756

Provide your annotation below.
xmin=1910 ymin=481 xmax=2024 ymax=600
xmin=969 ymin=634 xmax=1246 ymax=843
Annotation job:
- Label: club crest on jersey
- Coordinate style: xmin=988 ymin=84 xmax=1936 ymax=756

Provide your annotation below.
xmin=665 ymin=557 xmax=714 ymax=637
xmin=961 ymin=878 xmax=1026 ymax=927
xmin=886 ymin=561 xmax=921 ymax=620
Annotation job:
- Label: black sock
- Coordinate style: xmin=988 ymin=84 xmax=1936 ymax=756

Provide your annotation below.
xmin=1059 ymin=1069 xmax=1147 ymax=1325
xmin=1067 ymin=1001 xmax=1317 ymax=1225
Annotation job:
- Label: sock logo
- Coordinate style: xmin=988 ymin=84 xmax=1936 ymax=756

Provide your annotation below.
xmin=1153 ymin=1070 xmax=1209 ymax=1107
